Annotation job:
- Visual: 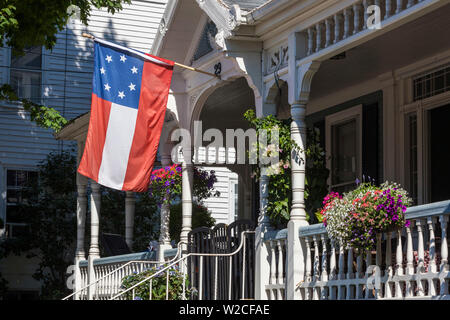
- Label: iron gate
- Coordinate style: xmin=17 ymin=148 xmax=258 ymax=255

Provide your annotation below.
xmin=187 ymin=220 xmax=255 ymax=300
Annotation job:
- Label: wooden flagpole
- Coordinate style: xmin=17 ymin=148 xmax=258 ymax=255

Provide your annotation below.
xmin=82 ymin=33 xmax=220 ymax=79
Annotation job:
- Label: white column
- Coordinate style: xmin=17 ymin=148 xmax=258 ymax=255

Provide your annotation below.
xmin=180 ymin=147 xmax=194 ymax=249
xmin=125 ymin=191 xmax=135 ymax=251
xmin=89 ymin=180 xmax=101 ymax=259
xmin=158 ymin=154 xmax=173 ymax=261
xmin=255 ymin=171 xmax=272 ymax=299
xmin=87 ymin=179 xmax=101 ymax=299
xmin=74 ymin=161 xmax=88 ymax=299
xmin=74 ymin=140 xmax=87 ymax=299
xmin=285 ymin=32 xmax=320 ymax=300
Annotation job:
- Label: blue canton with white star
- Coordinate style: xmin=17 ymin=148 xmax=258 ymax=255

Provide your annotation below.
xmin=92 ymin=42 xmax=144 ymax=110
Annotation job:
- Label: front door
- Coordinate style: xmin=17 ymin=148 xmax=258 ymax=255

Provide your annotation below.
xmin=429 ymin=104 xmax=450 ymax=202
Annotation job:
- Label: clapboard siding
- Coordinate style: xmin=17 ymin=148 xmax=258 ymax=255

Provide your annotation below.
xmin=200 ymin=166 xmax=238 ymax=225
xmin=0 ymin=1 xmax=168 ymax=222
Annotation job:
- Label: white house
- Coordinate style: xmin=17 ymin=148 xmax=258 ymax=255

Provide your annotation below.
xmin=57 ymin=0 xmax=450 ymax=300
xmin=6 ymin=0 xmax=450 ymax=300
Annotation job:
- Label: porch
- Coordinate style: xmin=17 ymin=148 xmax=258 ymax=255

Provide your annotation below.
xmin=60 ymin=0 xmax=450 ymax=300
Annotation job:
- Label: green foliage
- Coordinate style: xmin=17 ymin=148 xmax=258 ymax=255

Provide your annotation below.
xmin=0 ymin=84 xmax=68 ymax=132
xmin=168 ymin=202 xmax=216 ymax=243
xmin=121 ymin=265 xmax=192 ymax=300
xmin=244 ymin=109 xmax=329 ymax=228
xmin=0 ymin=0 xmax=131 ymax=54
xmin=0 ymin=151 xmax=78 ymax=299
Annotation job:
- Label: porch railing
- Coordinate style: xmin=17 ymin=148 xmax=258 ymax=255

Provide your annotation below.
xmin=296 ymin=200 xmax=450 ymax=300
xmin=263 ymin=229 xmax=287 ymax=300
xmin=302 ymin=0 xmax=436 ymax=60
xmin=65 ymin=246 xmax=180 ymax=300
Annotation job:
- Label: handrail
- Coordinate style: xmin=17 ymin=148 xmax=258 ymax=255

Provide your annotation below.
xmin=62 ymin=242 xmax=185 ymax=300
xmin=110 ymin=231 xmax=255 ymax=300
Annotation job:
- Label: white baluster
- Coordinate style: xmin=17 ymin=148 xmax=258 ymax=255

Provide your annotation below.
xmin=353 ymin=3 xmax=361 ymax=34
xmin=440 ymin=215 xmax=449 ymax=295
xmin=325 ymin=18 xmax=332 ymax=47
xmin=395 ymin=229 xmax=403 ymax=298
xmin=407 ymin=0 xmax=415 ymax=8
xmin=333 ymin=14 xmax=341 ymax=44
xmin=375 ymin=233 xmax=382 ymax=299
xmin=337 ymin=243 xmax=345 ymax=299
xmin=277 ymin=240 xmax=284 ymax=285
xmin=312 ymin=236 xmax=320 ymax=300
xmin=329 ymin=240 xmax=337 ymax=299
xmin=356 ymin=253 xmax=363 ymax=299
xmin=416 ymin=219 xmax=425 ymax=296
xmin=364 ymin=250 xmax=371 ymax=299
xmin=346 ymin=247 xmax=354 ymax=299
xmin=321 ymin=235 xmax=328 ymax=281
xmin=385 ymin=232 xmax=393 ymax=298
xmin=343 ymin=8 xmax=351 ymax=38
xmin=307 ymin=28 xmax=314 ymax=55
xmin=320 ymin=234 xmax=328 ymax=300
xmin=363 ymin=0 xmax=370 ymax=30
xmin=315 ymin=23 xmax=322 ymax=52
xmin=313 ymin=235 xmax=320 ymax=281
xmin=427 ymin=217 xmax=437 ymax=296
xmin=269 ymin=241 xmax=276 ymax=284
xmin=385 ymin=0 xmax=392 ymax=19
xmin=396 ymin=0 xmax=403 ymax=14
xmin=304 ymin=237 xmax=312 ymax=300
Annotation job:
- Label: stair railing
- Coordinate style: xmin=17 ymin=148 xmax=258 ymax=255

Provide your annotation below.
xmin=110 ymin=231 xmax=255 ymax=300
xmin=62 ymin=242 xmax=184 ymax=300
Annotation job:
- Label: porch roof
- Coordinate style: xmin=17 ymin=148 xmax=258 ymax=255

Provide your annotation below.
xmin=54 ymin=112 xmax=90 ymax=141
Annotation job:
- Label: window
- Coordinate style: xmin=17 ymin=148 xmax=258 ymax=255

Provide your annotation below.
xmin=10 ymin=46 xmax=42 ymax=103
xmin=5 ymin=169 xmax=38 ymax=238
xmin=326 ymin=105 xmax=362 ymax=194
xmin=413 ymin=64 xmax=450 ymax=101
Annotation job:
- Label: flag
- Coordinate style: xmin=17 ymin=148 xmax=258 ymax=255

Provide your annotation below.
xmin=78 ymin=39 xmax=174 ymax=192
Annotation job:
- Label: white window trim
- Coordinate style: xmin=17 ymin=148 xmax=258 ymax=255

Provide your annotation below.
xmin=2 ymin=166 xmax=38 ymax=238
xmin=325 ymin=104 xmax=363 ymax=191
xmin=8 ymin=46 xmax=44 ymax=105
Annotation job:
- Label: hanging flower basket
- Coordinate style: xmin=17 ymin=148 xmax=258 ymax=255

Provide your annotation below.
xmin=318 ymin=181 xmax=412 ymax=253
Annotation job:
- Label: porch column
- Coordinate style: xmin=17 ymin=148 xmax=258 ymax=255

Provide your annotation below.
xmin=286 ymin=31 xmax=321 ymax=299
xmin=87 ymin=180 xmax=101 ymax=299
xmin=89 ymin=180 xmax=101 ymax=259
xmin=255 ymin=169 xmax=272 ymax=299
xmin=180 ymin=147 xmax=194 ymax=250
xmin=286 ymin=101 xmax=309 ymax=300
xmin=125 ymin=191 xmax=135 ymax=251
xmin=74 ymin=141 xmax=88 ymax=298
xmin=158 ymin=154 xmax=172 ymax=261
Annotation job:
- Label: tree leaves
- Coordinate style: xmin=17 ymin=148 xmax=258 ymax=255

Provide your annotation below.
xmin=0 ymin=0 xmax=131 ymax=54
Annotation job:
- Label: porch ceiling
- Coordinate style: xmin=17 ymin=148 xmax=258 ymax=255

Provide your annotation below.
xmin=310 ymin=3 xmax=450 ymax=100
xmin=158 ymin=0 xmax=204 ymax=67
xmin=199 ymin=77 xmax=255 ymax=134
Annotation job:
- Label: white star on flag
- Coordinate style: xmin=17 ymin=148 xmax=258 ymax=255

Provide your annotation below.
xmin=105 ymin=55 xmax=113 ymax=63
xmin=104 ymin=83 xmax=111 ymax=91
xmin=100 ymin=67 xmax=106 ymax=74
xmin=118 ymin=91 xmax=125 ymax=99
xmin=131 ymin=66 xmax=138 ymax=74
xmin=128 ymin=83 xmax=136 ymax=91
xmin=120 ymin=55 xmax=127 ymax=62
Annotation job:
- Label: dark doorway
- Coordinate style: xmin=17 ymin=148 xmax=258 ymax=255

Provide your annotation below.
xmin=429 ymin=104 xmax=450 ymax=202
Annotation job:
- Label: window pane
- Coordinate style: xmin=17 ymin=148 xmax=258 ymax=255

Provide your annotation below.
xmin=331 ymin=119 xmax=357 ymax=186
xmin=10 ymin=69 xmax=42 ymax=102
xmin=11 ymin=46 xmax=42 ymax=70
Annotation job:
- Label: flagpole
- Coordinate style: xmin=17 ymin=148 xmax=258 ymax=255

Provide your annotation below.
xmin=82 ymin=33 xmax=221 ymax=79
